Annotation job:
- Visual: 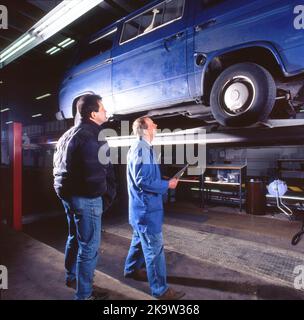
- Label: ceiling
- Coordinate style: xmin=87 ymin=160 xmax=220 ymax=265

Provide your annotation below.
xmin=0 ymin=0 xmax=151 ymax=125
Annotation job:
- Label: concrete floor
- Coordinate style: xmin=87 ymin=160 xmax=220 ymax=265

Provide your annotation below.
xmin=0 ymin=225 xmax=152 ymax=300
xmin=1 ymin=202 xmax=304 ymax=300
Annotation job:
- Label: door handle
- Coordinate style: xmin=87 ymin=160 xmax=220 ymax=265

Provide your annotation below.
xmin=195 ymin=19 xmax=217 ymax=32
xmin=164 ymin=31 xmax=185 ymax=51
xmin=105 ymin=58 xmax=113 ymax=64
xmin=166 ymin=31 xmax=184 ymax=42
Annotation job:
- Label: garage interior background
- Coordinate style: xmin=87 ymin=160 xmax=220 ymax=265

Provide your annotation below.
xmin=1 ymin=0 xmax=304 ymax=218
xmin=0 ymin=0 xmax=304 ymax=299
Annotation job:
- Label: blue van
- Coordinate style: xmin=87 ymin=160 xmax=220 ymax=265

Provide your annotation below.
xmin=58 ymin=0 xmax=304 ymax=126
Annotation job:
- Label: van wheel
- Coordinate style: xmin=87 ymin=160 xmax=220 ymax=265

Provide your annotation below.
xmin=210 ymin=62 xmax=276 ymax=127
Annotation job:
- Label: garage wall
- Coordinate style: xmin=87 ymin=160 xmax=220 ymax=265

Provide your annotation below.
xmin=208 ymin=146 xmax=304 ymax=179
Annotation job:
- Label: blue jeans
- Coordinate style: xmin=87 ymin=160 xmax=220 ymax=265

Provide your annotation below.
xmin=124 ymin=229 xmax=168 ymax=297
xmin=61 ymin=196 xmax=103 ymax=300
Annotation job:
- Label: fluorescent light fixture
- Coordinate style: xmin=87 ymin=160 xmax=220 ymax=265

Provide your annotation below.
xmin=33 ymin=0 xmax=104 ymax=39
xmin=35 ymin=93 xmax=51 ymax=100
xmin=0 ymin=0 xmax=104 ymax=67
xmin=58 ymin=38 xmax=72 ymax=47
xmin=60 ymin=39 xmax=75 ymax=48
xmin=0 ymin=36 xmax=35 ymax=64
xmin=46 ymin=38 xmax=75 ymax=55
xmin=0 ymin=80 xmax=3 ymax=84
xmin=46 ymin=46 xmax=58 ymax=54
xmin=49 ymin=48 xmax=61 ymax=55
xmin=0 ymin=34 xmax=31 ymax=59
xmin=32 ymin=113 xmax=43 ymax=118
xmin=33 ymin=0 xmax=83 ymax=35
xmin=6 ymin=121 xmax=13 ymax=125
xmin=0 ymin=108 xmax=10 ymax=113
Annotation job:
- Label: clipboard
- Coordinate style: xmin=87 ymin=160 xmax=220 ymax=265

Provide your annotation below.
xmin=172 ymin=164 xmax=189 ymax=179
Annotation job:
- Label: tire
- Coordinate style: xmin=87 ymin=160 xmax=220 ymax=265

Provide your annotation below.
xmin=210 ymin=62 xmax=276 ymax=127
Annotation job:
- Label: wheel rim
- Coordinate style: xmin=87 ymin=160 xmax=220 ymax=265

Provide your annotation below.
xmin=219 ymin=75 xmax=256 ymax=116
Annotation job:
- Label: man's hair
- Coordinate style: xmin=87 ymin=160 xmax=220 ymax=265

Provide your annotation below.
xmin=75 ymin=94 xmax=102 ymax=120
xmin=132 ymin=116 xmax=149 ymax=136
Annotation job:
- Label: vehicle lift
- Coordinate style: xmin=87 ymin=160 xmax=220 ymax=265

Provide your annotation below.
xmin=2 ymin=118 xmax=304 ymax=244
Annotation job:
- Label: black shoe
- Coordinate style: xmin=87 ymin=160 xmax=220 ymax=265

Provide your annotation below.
xmin=124 ymin=269 xmax=147 ymax=281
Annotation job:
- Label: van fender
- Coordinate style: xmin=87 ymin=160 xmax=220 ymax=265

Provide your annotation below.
xmin=200 ymin=41 xmax=287 ymax=97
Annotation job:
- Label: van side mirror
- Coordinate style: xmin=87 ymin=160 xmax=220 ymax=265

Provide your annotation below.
xmin=55 ymin=111 xmax=65 ymax=121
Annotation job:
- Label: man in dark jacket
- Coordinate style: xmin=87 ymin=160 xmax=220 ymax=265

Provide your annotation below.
xmin=53 ymin=94 xmax=116 ymax=300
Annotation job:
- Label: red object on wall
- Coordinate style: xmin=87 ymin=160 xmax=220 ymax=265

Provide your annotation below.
xmin=9 ymin=123 xmax=22 ymax=231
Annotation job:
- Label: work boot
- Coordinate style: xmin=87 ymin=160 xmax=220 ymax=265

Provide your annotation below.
xmin=85 ymin=291 xmax=109 ymax=300
xmin=158 ymin=287 xmax=185 ymax=300
xmin=124 ymin=269 xmax=148 ymax=281
xmin=87 ymin=287 xmax=109 ymax=300
xmin=65 ymin=279 xmax=76 ymax=290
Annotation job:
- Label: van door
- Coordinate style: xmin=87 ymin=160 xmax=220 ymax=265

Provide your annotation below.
xmin=112 ymin=0 xmax=190 ymax=114
xmin=59 ymin=28 xmax=117 ymax=118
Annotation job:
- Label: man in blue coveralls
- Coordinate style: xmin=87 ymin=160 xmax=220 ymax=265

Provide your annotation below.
xmin=124 ymin=116 xmax=185 ymax=300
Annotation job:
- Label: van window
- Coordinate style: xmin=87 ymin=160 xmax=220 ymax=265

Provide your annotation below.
xmin=76 ymin=28 xmax=117 ymax=65
xmin=120 ymin=16 xmax=141 ymax=43
xmin=140 ymin=3 xmax=164 ymax=33
xmin=163 ymin=0 xmax=184 ymax=24
xmin=120 ymin=0 xmax=185 ymax=44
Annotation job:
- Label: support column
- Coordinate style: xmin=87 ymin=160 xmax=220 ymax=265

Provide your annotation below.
xmin=8 ymin=122 xmax=22 ymax=231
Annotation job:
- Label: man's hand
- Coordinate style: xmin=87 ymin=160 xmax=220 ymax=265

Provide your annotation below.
xmin=168 ymin=178 xmax=179 ymax=189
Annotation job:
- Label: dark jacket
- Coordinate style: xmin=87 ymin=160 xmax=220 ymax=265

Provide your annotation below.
xmin=53 ymin=119 xmax=116 ymax=208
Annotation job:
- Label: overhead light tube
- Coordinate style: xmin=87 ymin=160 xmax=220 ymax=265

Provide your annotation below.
xmin=0 ymin=0 xmax=104 ymax=67
xmin=32 ymin=113 xmax=43 ymax=118
xmin=35 ymin=93 xmax=51 ymax=100
xmin=0 ymin=37 xmax=35 ymax=63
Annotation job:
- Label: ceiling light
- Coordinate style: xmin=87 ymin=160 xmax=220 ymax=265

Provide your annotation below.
xmin=32 ymin=114 xmax=43 ymax=118
xmin=60 ymin=39 xmax=75 ymax=48
xmin=0 ymin=34 xmax=31 ymax=59
xmin=46 ymin=38 xmax=75 ymax=55
xmin=32 ymin=0 xmax=103 ymax=39
xmin=0 ymin=108 xmax=10 ymax=112
xmin=57 ymin=38 xmax=72 ymax=47
xmin=6 ymin=121 xmax=13 ymax=125
xmin=0 ymin=36 xmax=35 ymax=64
xmin=35 ymin=93 xmax=51 ymax=100
xmin=33 ymin=0 xmax=83 ymax=36
xmin=0 ymin=0 xmax=104 ymax=68
xmin=49 ymin=48 xmax=61 ymax=55
xmin=34 ymin=1 xmax=91 ymax=39
xmin=46 ymin=47 xmax=58 ymax=54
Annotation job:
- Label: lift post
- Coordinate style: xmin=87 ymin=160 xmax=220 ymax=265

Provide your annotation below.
xmin=8 ymin=122 xmax=22 ymax=231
